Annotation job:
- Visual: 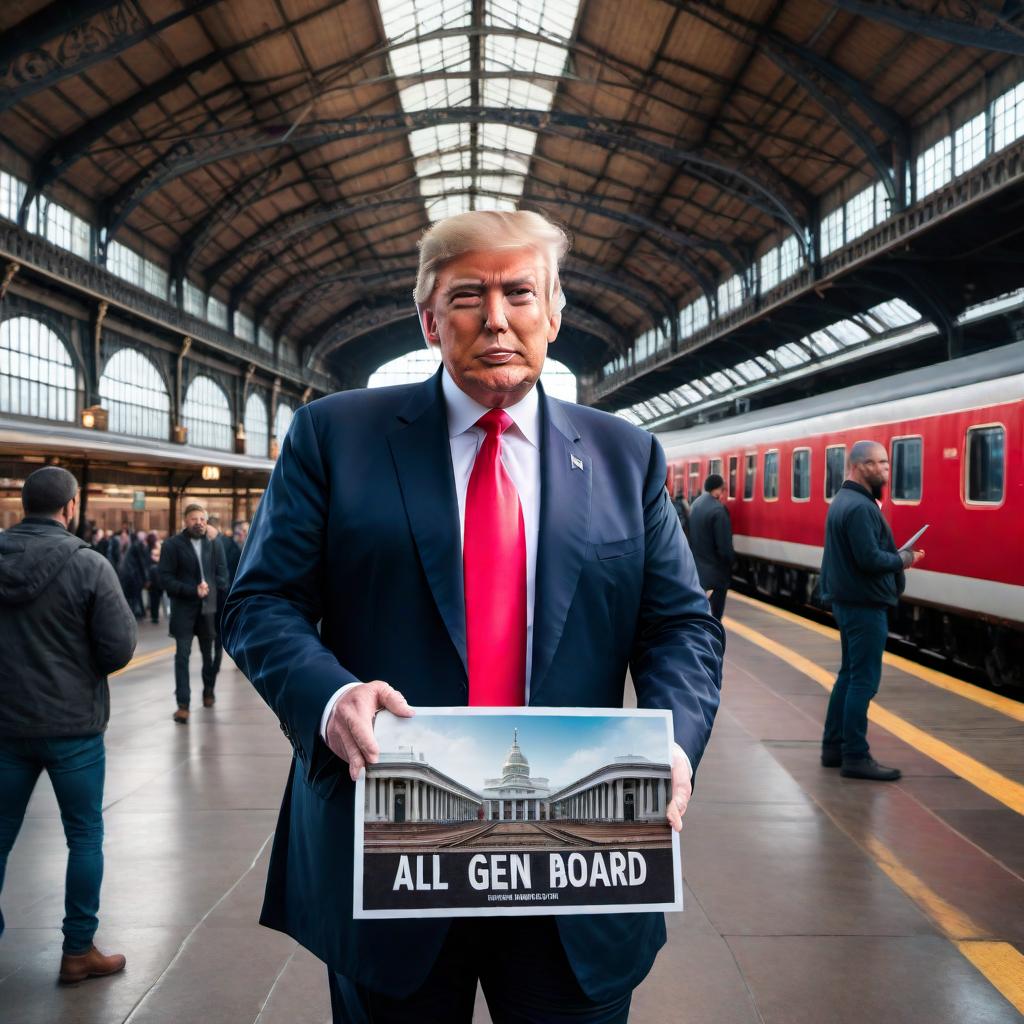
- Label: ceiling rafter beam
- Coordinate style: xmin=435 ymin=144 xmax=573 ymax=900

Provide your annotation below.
xmin=0 ymin=0 xmax=225 ymax=114
xmin=99 ymin=107 xmax=808 ymax=258
xmin=665 ymin=0 xmax=906 ymax=202
xmin=821 ymin=0 xmax=1024 ymax=54
xmin=220 ymin=172 xmax=733 ymax=281
xmin=18 ymin=48 xmax=230 ymax=224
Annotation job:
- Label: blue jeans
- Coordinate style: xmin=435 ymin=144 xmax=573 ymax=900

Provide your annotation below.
xmin=822 ymin=603 xmax=889 ymax=760
xmin=0 ymin=734 xmax=105 ymax=954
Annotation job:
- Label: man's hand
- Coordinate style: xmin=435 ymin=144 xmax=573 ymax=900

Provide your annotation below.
xmin=665 ymin=750 xmax=692 ymax=833
xmin=900 ymin=548 xmax=925 ymax=569
xmin=325 ymin=681 xmax=414 ymax=781
xmin=910 ymin=548 xmax=925 ymax=566
xmin=197 ymin=581 xmax=210 ymax=598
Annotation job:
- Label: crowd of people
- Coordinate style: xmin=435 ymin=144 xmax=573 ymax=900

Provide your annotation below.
xmin=84 ymin=517 xmax=247 ymax=627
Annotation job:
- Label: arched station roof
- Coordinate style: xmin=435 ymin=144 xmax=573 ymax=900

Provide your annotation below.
xmin=0 ymin=0 xmax=1013 ymax=385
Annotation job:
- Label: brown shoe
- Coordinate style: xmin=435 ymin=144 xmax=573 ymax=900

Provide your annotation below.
xmin=173 ymin=706 xmax=189 ymax=724
xmin=59 ymin=945 xmax=126 ymax=984
xmin=202 ymin=692 xmax=215 ymax=708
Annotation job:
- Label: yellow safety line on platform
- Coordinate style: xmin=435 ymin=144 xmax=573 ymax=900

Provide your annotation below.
xmin=722 ymin=616 xmax=1024 ymax=817
xmin=860 ymin=833 xmax=1024 ymax=1012
xmin=110 ymin=645 xmax=175 ymax=677
xmin=729 ymin=591 xmax=1024 ymax=723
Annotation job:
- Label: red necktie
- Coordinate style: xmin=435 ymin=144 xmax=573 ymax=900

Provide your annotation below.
xmin=464 ymin=409 xmax=527 ymax=706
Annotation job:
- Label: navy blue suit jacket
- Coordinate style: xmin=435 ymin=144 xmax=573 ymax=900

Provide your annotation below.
xmin=223 ymin=369 xmax=724 ymax=1001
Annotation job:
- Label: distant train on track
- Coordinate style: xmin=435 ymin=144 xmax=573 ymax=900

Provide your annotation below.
xmin=658 ymin=343 xmax=1024 ymax=689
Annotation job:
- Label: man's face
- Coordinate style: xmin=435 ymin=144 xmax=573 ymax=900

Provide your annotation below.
xmin=185 ymin=510 xmax=207 ymax=538
xmin=855 ymin=446 xmax=890 ymax=500
xmin=206 ymin=522 xmax=219 ymax=539
xmin=710 ymin=487 xmax=726 ymax=503
xmin=420 ymin=247 xmax=560 ymax=408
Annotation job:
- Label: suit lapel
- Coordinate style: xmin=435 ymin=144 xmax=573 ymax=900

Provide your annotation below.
xmin=387 ymin=370 xmax=468 ymax=680
xmin=530 ymin=389 xmax=591 ymax=702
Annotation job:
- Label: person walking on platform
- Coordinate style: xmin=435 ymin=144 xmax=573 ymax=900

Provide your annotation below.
xmin=146 ymin=532 xmax=163 ymax=624
xmin=819 ymin=440 xmax=925 ymax=781
xmin=118 ymin=531 xmax=149 ymax=621
xmin=687 ymin=473 xmax=734 ymax=620
xmin=205 ymin=515 xmax=230 ymax=682
xmin=224 ymin=209 xmax=723 ymax=1024
xmin=0 ymin=467 xmax=136 ymax=984
xmin=158 ymin=504 xmax=227 ymax=723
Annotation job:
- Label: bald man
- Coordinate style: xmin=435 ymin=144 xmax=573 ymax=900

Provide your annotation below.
xmin=818 ymin=441 xmax=924 ymax=781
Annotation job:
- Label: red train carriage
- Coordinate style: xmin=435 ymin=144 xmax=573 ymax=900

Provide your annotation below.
xmin=658 ymin=343 xmax=1024 ymax=688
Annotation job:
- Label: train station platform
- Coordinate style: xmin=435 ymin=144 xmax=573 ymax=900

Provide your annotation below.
xmin=1 ymin=599 xmax=1022 ymax=1024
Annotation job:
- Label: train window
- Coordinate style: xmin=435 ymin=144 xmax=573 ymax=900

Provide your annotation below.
xmin=792 ymin=448 xmax=811 ymax=501
xmin=966 ymin=425 xmax=1005 ymax=504
xmin=743 ymin=454 xmax=755 ymax=500
xmin=709 ymin=458 xmax=723 ymax=480
xmin=891 ymin=437 xmax=923 ymax=502
xmin=763 ymin=450 xmax=779 ymax=500
xmin=688 ymin=461 xmax=701 ymax=501
xmin=728 ymin=456 xmax=738 ymax=499
xmin=825 ymin=445 xmax=846 ymax=501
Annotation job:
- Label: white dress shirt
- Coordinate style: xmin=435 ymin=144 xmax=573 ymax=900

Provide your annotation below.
xmin=190 ymin=537 xmax=205 ymax=582
xmin=319 ymin=370 xmax=691 ymax=779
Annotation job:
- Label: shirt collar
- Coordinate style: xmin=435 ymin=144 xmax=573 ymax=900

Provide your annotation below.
xmin=441 ymin=366 xmax=540 ymax=448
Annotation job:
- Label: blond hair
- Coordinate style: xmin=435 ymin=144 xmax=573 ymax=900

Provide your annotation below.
xmin=414 ymin=209 xmax=570 ymax=307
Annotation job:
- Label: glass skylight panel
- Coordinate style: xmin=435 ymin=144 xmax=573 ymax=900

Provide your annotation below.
xmin=704 ymin=372 xmax=733 ymax=392
xmin=484 ymin=34 xmax=568 ymax=76
xmin=420 ymin=174 xmax=472 ymax=196
xmin=481 ymin=124 xmax=537 ymax=156
xmin=486 ymin=0 xmax=581 ymax=40
xmin=390 ymin=34 xmax=470 ymax=78
xmin=400 ymin=78 xmax=471 ymax=111
xmin=806 ymin=331 xmax=838 ymax=355
xmin=476 ymin=173 xmax=525 ymax=197
xmin=867 ymin=298 xmax=920 ymax=329
xmin=427 ymin=194 xmax=472 ymax=221
xmin=993 ymin=81 xmax=1024 ymax=150
xmin=733 ymin=359 xmax=766 ymax=381
xmin=482 ymin=78 xmax=554 ymax=109
xmin=474 ymin=196 xmax=518 ymax=212
xmin=769 ymin=343 xmax=811 ymax=368
xmin=409 ymin=124 xmax=471 ymax=158
xmin=827 ymin=319 xmax=870 ymax=346
xmin=378 ymin=0 xmax=471 ymax=40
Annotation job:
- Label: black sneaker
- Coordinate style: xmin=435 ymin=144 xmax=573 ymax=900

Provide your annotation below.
xmin=840 ymin=757 xmax=901 ymax=781
xmin=821 ymin=747 xmax=842 ymax=768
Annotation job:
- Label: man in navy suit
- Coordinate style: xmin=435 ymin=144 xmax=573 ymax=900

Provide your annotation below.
xmin=223 ymin=210 xmax=724 ymax=1023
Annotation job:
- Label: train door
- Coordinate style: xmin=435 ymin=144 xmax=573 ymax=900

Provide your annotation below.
xmin=688 ymin=461 xmax=701 ymax=502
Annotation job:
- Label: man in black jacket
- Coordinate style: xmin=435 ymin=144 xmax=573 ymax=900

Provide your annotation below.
xmin=158 ymin=503 xmax=228 ymax=723
xmin=0 ymin=467 xmax=136 ymax=983
xmin=819 ymin=441 xmax=924 ymax=781
xmin=687 ymin=474 xmax=734 ymax=620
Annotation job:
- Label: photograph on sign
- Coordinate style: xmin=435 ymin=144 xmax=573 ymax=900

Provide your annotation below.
xmin=353 ymin=707 xmax=682 ymax=919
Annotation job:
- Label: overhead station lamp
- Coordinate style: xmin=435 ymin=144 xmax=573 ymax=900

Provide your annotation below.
xmin=201 ymin=465 xmax=221 ymax=482
xmin=80 ymin=405 xmax=108 ymax=430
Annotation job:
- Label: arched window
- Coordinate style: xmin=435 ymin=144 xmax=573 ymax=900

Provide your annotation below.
xmin=367 ymin=348 xmax=577 ymax=402
xmin=183 ymin=375 xmax=232 ymax=451
xmin=0 ymin=316 xmax=76 ymax=421
xmin=99 ymin=348 xmax=171 ymax=439
xmin=244 ymin=391 xmax=269 ymax=458
xmin=274 ymin=401 xmax=294 ymax=443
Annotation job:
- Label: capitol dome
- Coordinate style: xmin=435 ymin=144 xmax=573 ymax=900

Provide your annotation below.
xmin=501 ymin=729 xmax=531 ymax=785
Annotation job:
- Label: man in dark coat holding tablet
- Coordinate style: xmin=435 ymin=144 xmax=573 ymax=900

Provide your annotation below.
xmin=224 ymin=210 xmax=724 ymax=1023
